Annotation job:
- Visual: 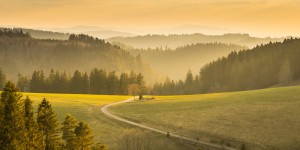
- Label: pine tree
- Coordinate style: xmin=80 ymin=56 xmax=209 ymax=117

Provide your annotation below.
xmin=184 ymin=69 xmax=194 ymax=94
xmin=137 ymin=73 xmax=145 ymax=94
xmin=91 ymin=69 xmax=108 ymax=94
xmin=75 ymin=122 xmax=94 ymax=150
xmin=119 ymin=73 xmax=129 ymax=95
xmin=82 ymin=72 xmax=90 ymax=94
xmin=30 ymin=70 xmax=46 ymax=93
xmin=129 ymin=71 xmax=137 ymax=84
xmin=24 ymin=96 xmax=41 ymax=150
xmin=70 ymin=70 xmax=82 ymax=94
xmin=62 ymin=114 xmax=78 ymax=150
xmin=37 ymin=98 xmax=61 ymax=150
xmin=107 ymin=71 xmax=118 ymax=94
xmin=48 ymin=69 xmax=56 ymax=92
xmin=0 ymin=81 xmax=26 ymax=149
xmin=17 ymin=74 xmax=30 ymax=92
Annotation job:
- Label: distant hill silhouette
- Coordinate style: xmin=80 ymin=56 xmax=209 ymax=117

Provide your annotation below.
xmin=108 ymin=33 xmax=285 ymax=49
xmin=129 ymin=43 xmax=246 ymax=80
xmin=22 ymin=28 xmax=70 ymax=40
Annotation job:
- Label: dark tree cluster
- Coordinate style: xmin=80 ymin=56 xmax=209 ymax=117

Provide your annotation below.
xmin=19 ymin=69 xmax=146 ymax=95
xmin=0 ymin=81 xmax=105 ymax=150
xmin=0 ymin=28 xmax=31 ymax=38
xmin=68 ymin=33 xmax=107 ymax=46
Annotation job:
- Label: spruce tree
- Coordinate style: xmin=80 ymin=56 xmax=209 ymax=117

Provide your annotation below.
xmin=62 ymin=114 xmax=78 ymax=150
xmin=37 ymin=98 xmax=61 ymax=150
xmin=184 ymin=69 xmax=194 ymax=94
xmin=0 ymin=81 xmax=26 ymax=149
xmin=24 ymin=96 xmax=41 ymax=150
xmin=70 ymin=70 xmax=82 ymax=94
xmin=75 ymin=122 xmax=94 ymax=150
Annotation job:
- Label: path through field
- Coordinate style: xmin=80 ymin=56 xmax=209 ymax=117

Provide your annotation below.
xmin=101 ymin=98 xmax=237 ymax=150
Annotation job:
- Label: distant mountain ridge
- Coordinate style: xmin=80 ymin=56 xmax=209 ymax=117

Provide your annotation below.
xmin=1 ymin=26 xmax=135 ymax=40
xmin=49 ymin=26 xmax=135 ymax=39
xmin=23 ymin=28 xmax=70 ymax=40
xmin=108 ymin=33 xmax=285 ymax=49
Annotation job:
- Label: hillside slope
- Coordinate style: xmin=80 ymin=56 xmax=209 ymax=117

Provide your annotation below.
xmin=110 ymin=85 xmax=300 ymax=150
xmin=130 ymin=43 xmax=246 ymax=80
xmin=199 ymin=38 xmax=300 ymax=93
xmin=0 ymin=29 xmax=152 ymax=81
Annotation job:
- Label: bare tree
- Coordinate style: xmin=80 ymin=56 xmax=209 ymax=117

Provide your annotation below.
xmin=127 ymin=84 xmax=141 ymax=100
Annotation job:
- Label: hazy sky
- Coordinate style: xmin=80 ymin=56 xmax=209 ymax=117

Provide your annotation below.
xmin=1 ymin=0 xmax=300 ymax=37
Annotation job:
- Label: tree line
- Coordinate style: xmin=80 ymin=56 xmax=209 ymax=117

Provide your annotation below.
xmin=0 ymin=28 xmax=30 ymax=38
xmin=17 ymin=69 xmax=146 ymax=95
xmin=152 ymin=38 xmax=300 ymax=95
xmin=0 ymin=81 xmax=106 ymax=150
xmin=152 ymin=70 xmax=200 ymax=95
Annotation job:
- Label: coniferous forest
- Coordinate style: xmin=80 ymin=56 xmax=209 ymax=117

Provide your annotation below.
xmin=0 ymin=28 xmax=153 ymax=82
xmin=17 ymin=69 xmax=145 ymax=95
xmin=0 ymin=81 xmax=105 ymax=150
xmin=152 ymin=38 xmax=300 ymax=94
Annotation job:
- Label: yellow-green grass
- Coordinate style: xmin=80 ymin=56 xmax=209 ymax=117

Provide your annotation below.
xmin=20 ymin=92 xmax=189 ymax=150
xmin=109 ymin=86 xmax=300 ymax=149
xmin=24 ymin=93 xmax=129 ymax=121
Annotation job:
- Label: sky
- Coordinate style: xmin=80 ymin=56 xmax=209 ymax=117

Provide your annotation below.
xmin=1 ymin=0 xmax=300 ymax=37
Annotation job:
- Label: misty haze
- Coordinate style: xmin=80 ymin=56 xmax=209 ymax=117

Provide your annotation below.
xmin=0 ymin=0 xmax=300 ymax=150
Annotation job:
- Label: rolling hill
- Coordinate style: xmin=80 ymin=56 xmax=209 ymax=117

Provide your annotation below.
xmin=110 ymin=85 xmax=300 ymax=150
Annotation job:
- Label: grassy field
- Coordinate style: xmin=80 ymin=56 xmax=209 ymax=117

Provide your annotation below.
xmin=22 ymin=93 xmax=189 ymax=150
xmin=109 ymin=86 xmax=300 ymax=150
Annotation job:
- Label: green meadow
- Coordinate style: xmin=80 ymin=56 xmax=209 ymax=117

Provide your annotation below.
xmin=22 ymin=93 xmax=188 ymax=150
xmin=109 ymin=86 xmax=300 ymax=149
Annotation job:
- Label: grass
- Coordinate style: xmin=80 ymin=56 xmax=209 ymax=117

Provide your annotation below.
xmin=21 ymin=92 xmax=189 ymax=150
xmin=109 ymin=86 xmax=300 ymax=150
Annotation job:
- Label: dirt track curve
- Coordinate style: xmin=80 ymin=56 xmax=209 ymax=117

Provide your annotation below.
xmin=101 ymin=98 xmax=237 ymax=150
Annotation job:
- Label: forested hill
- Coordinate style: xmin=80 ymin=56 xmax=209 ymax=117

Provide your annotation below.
xmin=22 ymin=28 xmax=70 ymax=40
xmin=0 ymin=28 xmax=153 ymax=81
xmin=107 ymin=33 xmax=284 ymax=49
xmin=200 ymin=38 xmax=300 ymax=93
xmin=130 ymin=43 xmax=246 ymax=80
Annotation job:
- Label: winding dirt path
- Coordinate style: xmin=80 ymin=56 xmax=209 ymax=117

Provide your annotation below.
xmin=101 ymin=98 xmax=237 ymax=150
